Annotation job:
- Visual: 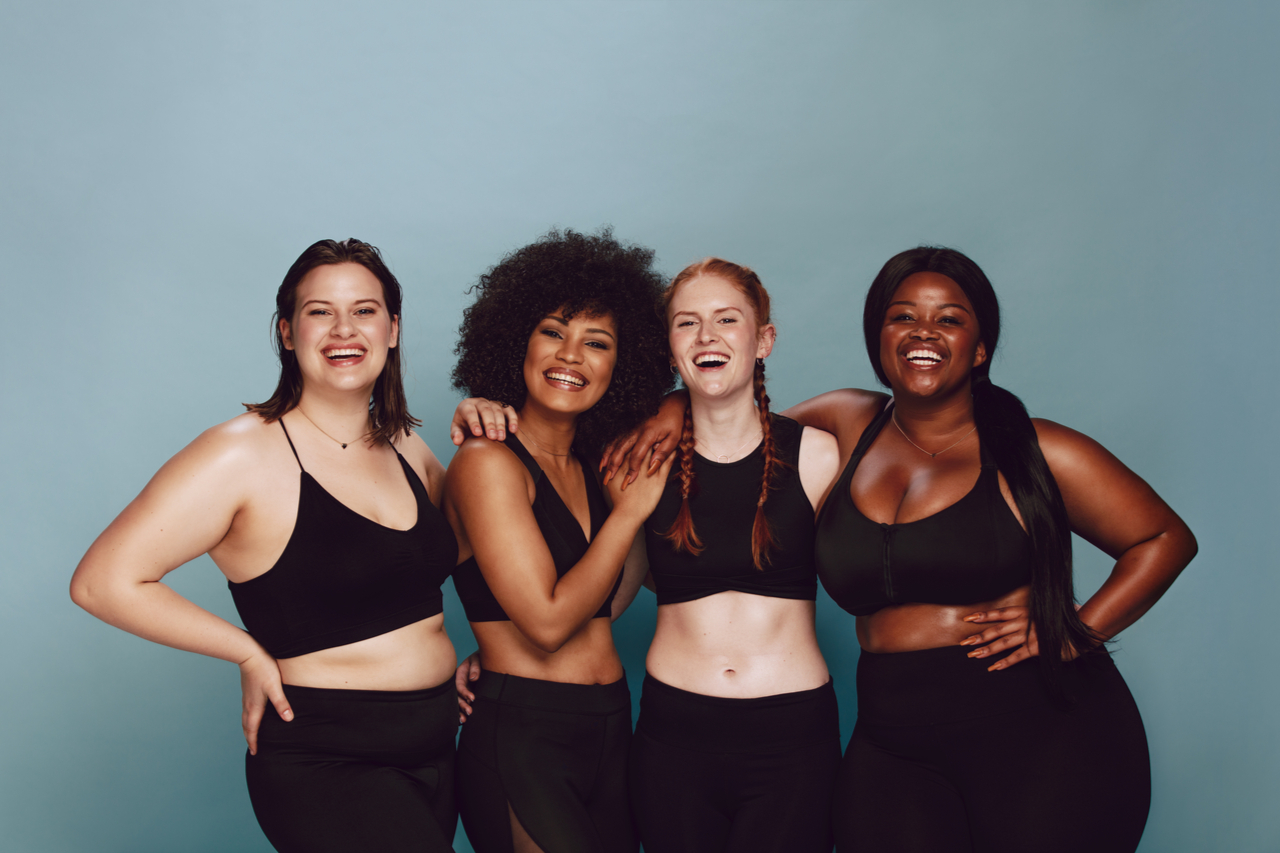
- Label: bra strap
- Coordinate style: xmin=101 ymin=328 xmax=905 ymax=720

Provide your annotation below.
xmin=502 ymin=434 xmax=546 ymax=483
xmin=279 ymin=420 xmax=304 ymax=471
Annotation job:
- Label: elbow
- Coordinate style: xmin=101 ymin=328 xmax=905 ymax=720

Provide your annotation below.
xmin=69 ymin=575 xmax=98 ymax=613
xmin=525 ymin=626 xmax=571 ymax=655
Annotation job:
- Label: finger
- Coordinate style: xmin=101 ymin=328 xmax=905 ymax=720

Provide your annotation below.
xmin=603 ymin=434 xmax=639 ymax=479
xmin=502 ymin=405 xmax=518 ymax=435
xmin=988 ymin=646 xmax=1034 ymax=671
xmin=959 ymin=620 xmax=1026 ymax=646
xmin=468 ymin=658 xmax=481 ymax=682
xmin=478 ymin=405 xmax=502 ymax=441
xmin=451 ymin=422 xmax=466 ymax=446
xmin=268 ymin=687 xmax=294 ymax=724
xmin=967 ymin=633 xmax=1027 ymax=658
xmin=963 ymin=606 xmax=1024 ymax=623
xmin=243 ymin=703 xmax=265 ymax=756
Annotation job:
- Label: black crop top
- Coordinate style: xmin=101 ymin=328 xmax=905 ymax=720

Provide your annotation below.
xmin=453 ymin=434 xmax=620 ymax=623
xmin=814 ymin=403 xmax=1031 ymax=616
xmin=645 ymin=415 xmax=818 ymax=605
xmin=228 ymin=422 xmax=457 ymax=659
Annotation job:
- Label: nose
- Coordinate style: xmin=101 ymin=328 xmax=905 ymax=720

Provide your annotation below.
xmin=909 ymin=323 xmax=939 ymax=340
xmin=556 ymin=337 xmax=583 ymax=364
xmin=332 ymin=312 xmax=356 ymax=338
xmin=696 ymin=323 xmax=718 ymax=344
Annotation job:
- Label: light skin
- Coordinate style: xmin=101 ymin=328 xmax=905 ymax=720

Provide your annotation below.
xmin=70 ymin=262 xmax=455 ymax=754
xmin=443 ymin=309 xmax=672 ymax=703
xmin=451 ymin=276 xmax=842 ymax=699
xmin=596 ymin=271 xmax=1197 ymax=666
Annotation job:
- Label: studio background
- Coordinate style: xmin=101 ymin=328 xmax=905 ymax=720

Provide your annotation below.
xmin=2 ymin=2 xmax=1275 ymax=851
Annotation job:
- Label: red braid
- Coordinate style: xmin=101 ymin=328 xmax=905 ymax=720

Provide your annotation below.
xmin=663 ymin=401 xmax=704 ymax=555
xmin=751 ymin=360 xmax=778 ymax=570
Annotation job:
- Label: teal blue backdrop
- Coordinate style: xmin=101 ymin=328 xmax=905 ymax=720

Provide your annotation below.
xmin=2 ymin=2 xmax=1275 ymax=851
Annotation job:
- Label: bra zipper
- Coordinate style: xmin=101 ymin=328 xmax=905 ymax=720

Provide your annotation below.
xmin=880 ymin=523 xmax=895 ymax=603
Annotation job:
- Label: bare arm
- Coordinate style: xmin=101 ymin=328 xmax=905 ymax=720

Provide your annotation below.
xmin=1038 ymin=420 xmax=1197 ymax=639
xmin=445 ymin=439 xmax=672 ymax=653
xmin=69 ymin=420 xmax=292 ymax=752
xmin=781 ymin=388 xmax=887 ymax=452
xmin=797 ymin=426 xmax=841 ymax=513
xmin=610 ymin=532 xmax=651 ymax=621
xmin=964 ymin=420 xmax=1197 ymax=667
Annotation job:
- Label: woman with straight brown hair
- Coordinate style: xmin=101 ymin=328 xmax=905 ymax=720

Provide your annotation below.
xmin=72 ymin=239 xmax=462 ymax=852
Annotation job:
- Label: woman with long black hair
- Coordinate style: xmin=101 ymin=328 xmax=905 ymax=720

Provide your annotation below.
xmin=72 ymin=239 xmax=463 ymax=852
xmin=598 ymin=246 xmax=1196 ymax=852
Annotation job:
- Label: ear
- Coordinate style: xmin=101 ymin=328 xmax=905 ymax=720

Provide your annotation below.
xmin=756 ymin=324 xmax=777 ymax=360
xmin=390 ymin=314 xmax=399 ymax=349
xmin=279 ymin=317 xmax=294 ymax=351
xmin=973 ymin=340 xmax=988 ymax=368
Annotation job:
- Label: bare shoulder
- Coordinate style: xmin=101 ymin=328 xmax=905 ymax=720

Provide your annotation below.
xmin=395 ymin=429 xmax=447 ymax=500
xmin=445 ymin=437 xmax=530 ymax=496
xmin=799 ymin=426 xmax=839 ymax=467
xmin=174 ymin=412 xmax=281 ymax=478
xmin=1031 ymin=418 xmax=1133 ymax=483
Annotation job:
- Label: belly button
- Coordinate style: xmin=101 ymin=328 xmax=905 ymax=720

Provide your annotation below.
xmin=723 ymin=669 xmax=736 ymax=677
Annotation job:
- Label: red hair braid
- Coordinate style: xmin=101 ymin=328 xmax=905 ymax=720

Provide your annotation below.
xmin=663 ymin=400 xmax=704 ymax=555
xmin=751 ymin=359 xmax=778 ymax=570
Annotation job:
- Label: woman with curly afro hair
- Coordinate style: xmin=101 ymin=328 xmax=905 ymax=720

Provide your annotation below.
xmin=444 ymin=228 xmax=674 ymax=853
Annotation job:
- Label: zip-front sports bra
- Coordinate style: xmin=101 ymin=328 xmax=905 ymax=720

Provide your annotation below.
xmin=814 ymin=403 xmax=1031 ymax=616
xmin=228 ymin=422 xmax=457 ymax=659
xmin=453 ymin=434 xmax=620 ymax=623
xmin=645 ymin=415 xmax=818 ymax=605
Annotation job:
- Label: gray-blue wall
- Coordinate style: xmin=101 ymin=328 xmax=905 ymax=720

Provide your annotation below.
xmin=2 ymin=2 xmax=1275 ymax=851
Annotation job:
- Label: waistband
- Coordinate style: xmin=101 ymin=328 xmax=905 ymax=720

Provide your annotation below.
xmin=281 ymin=678 xmax=455 ymax=704
xmin=636 ymin=673 xmax=839 ymax=753
xmin=471 ymin=670 xmax=630 ymax=715
xmin=855 ymin=645 xmax=1118 ymax=727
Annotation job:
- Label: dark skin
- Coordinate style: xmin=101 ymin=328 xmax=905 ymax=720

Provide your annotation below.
xmin=596 ymin=272 xmax=1197 ymax=665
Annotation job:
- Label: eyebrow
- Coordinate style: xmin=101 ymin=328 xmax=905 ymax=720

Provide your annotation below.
xmin=300 ymin=298 xmax=384 ymax=308
xmin=670 ymin=306 xmax=746 ymax=319
xmin=544 ymin=314 xmax=617 ymax=342
xmin=888 ymin=300 xmax=972 ymax=315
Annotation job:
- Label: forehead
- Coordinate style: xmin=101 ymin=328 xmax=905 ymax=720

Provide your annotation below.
xmin=890 ymin=272 xmax=973 ymax=310
xmin=295 ymin=263 xmax=386 ymax=305
xmin=669 ymin=275 xmax=754 ymax=315
xmin=543 ymin=306 xmax=617 ymax=335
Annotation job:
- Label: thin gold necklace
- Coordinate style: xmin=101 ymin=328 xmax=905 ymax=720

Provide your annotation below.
xmin=891 ymin=412 xmax=975 ymax=459
xmin=697 ymin=429 xmax=762 ymax=463
xmin=522 ymin=431 xmax=572 ymax=458
xmin=295 ymin=407 xmax=370 ymax=450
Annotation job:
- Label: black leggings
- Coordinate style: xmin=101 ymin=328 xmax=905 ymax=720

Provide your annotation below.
xmin=630 ymin=674 xmax=842 ymax=853
xmin=245 ymin=680 xmax=459 ymax=853
xmin=456 ymin=671 xmax=636 ymax=853
xmin=836 ymin=647 xmax=1150 ymax=853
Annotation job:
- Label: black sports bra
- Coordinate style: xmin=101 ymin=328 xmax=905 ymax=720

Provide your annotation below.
xmin=645 ymin=415 xmax=818 ymax=605
xmin=453 ymin=434 xmax=620 ymax=623
xmin=814 ymin=403 xmax=1031 ymax=616
xmin=228 ymin=422 xmax=457 ymax=659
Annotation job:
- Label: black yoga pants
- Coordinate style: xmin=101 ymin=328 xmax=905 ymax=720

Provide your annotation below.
xmin=630 ymin=674 xmax=842 ymax=853
xmin=245 ymin=680 xmax=459 ymax=853
xmin=456 ymin=671 xmax=636 ymax=853
xmin=836 ymin=647 xmax=1150 ymax=853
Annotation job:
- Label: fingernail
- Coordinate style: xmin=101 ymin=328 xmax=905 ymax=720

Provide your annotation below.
xmin=963 ymin=614 xmax=981 ymax=622
xmin=497 ymin=429 xmax=505 ymax=440
xmin=968 ymin=648 xmax=987 ymax=658
xmin=282 ymin=709 xmax=293 ymax=721
xmin=960 ymin=636 xmax=977 ymax=646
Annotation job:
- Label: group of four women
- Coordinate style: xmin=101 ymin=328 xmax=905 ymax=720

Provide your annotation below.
xmin=71 ymin=229 xmax=1196 ymax=853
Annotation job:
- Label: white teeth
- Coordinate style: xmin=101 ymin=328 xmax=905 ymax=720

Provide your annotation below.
xmin=546 ymin=371 xmax=585 ymax=387
xmin=326 ymin=348 xmax=365 ymax=358
xmin=905 ymin=349 xmax=943 ymax=363
xmin=694 ymin=353 xmax=729 ymax=366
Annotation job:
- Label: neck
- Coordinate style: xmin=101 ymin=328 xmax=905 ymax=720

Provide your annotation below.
xmin=688 ymin=386 xmax=762 ymax=445
xmin=890 ymin=381 xmax=975 ymax=437
xmin=295 ymin=388 xmax=373 ymax=433
xmin=516 ymin=405 xmax=578 ymax=462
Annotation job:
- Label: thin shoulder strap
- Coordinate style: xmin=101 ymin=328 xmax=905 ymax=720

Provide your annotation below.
xmin=278 ymin=420 xmax=304 ymax=471
xmin=502 ymin=433 xmax=543 ymax=482
xmin=839 ymin=400 xmax=894 ymax=485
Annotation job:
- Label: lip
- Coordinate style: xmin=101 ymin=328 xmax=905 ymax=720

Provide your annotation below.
xmin=899 ymin=345 xmax=947 ymax=370
xmin=320 ymin=344 xmax=369 ymax=367
xmin=543 ymin=368 xmax=588 ymax=390
xmin=692 ymin=350 xmax=731 ymax=370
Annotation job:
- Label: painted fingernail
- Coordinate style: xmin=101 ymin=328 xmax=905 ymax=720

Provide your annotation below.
xmin=960 ymin=636 xmax=977 ymax=646
xmin=963 ymin=614 xmax=981 ymax=622
xmin=968 ymin=648 xmax=987 ymax=658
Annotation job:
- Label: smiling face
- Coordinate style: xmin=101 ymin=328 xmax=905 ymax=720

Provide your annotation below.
xmin=667 ymin=275 xmax=775 ymax=403
xmin=879 ymin=271 xmax=987 ymax=400
xmin=520 ymin=308 xmax=618 ymax=418
xmin=280 ymin=262 xmax=399 ymax=396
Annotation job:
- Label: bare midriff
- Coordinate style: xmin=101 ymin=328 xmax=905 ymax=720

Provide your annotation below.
xmin=471 ymin=617 xmax=624 ymax=686
xmin=277 ymin=612 xmax=457 ymax=691
xmin=646 ymin=592 xmax=828 ymax=698
xmin=856 ymin=584 xmax=1031 ymax=653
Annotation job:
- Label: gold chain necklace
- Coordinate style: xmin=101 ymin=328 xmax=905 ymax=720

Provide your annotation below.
xmin=295 ymin=407 xmax=370 ymax=450
xmin=891 ymin=412 xmax=976 ymax=459
xmin=696 ymin=430 xmax=762 ymax=463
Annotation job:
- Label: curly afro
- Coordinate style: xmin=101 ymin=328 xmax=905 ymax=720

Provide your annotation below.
xmin=452 ymin=227 xmax=675 ymax=454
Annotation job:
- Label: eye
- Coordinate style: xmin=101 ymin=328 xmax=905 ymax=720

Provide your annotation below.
xmin=539 ymin=328 xmax=564 ymax=339
xmin=356 ymin=307 xmax=377 ymax=316
xmin=718 ymin=317 xmax=737 ymax=325
xmin=308 ymin=308 xmax=331 ymax=316
xmin=889 ymin=312 xmax=913 ymax=322
xmin=586 ymin=340 xmax=611 ymax=350
xmin=676 ymin=319 xmax=696 ymax=328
